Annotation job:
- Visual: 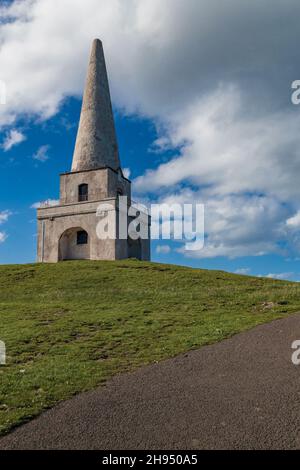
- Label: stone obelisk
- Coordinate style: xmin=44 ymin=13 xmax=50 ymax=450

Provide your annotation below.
xmin=37 ymin=39 xmax=150 ymax=263
xmin=72 ymin=39 xmax=120 ymax=172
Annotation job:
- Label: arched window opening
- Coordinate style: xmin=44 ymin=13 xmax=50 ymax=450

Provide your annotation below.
xmin=77 ymin=230 xmax=88 ymax=245
xmin=78 ymin=184 xmax=88 ymax=202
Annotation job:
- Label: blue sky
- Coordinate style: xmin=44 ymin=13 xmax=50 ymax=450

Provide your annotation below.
xmin=1 ymin=0 xmax=300 ymax=281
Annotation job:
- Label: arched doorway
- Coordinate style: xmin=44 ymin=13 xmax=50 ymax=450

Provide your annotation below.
xmin=128 ymin=237 xmax=142 ymax=260
xmin=58 ymin=227 xmax=90 ymax=261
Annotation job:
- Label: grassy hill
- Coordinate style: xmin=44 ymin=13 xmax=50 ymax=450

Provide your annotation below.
xmin=0 ymin=259 xmax=300 ymax=435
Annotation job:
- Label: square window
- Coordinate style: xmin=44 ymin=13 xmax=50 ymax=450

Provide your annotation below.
xmin=78 ymin=184 xmax=88 ymax=202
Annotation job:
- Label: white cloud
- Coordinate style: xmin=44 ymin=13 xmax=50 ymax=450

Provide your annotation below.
xmin=287 ymin=211 xmax=300 ymax=228
xmin=235 ymin=268 xmax=251 ymax=275
xmin=123 ymin=168 xmax=131 ymax=179
xmin=0 ymin=210 xmax=11 ymax=224
xmin=0 ymin=232 xmax=7 ymax=243
xmin=134 ymin=85 xmax=300 ymax=258
xmin=0 ymin=210 xmax=12 ymax=244
xmin=31 ymin=199 xmax=59 ymax=209
xmin=265 ymin=272 xmax=294 ymax=280
xmin=2 ymin=129 xmax=26 ymax=151
xmin=32 ymin=145 xmax=50 ymax=162
xmin=156 ymin=245 xmax=171 ymax=254
xmin=157 ymin=189 xmax=289 ymax=259
xmin=0 ymin=0 xmax=298 ymax=125
xmin=135 ymin=86 xmax=300 ymax=201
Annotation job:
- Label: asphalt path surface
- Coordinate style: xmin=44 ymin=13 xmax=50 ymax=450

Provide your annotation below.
xmin=1 ymin=313 xmax=300 ymax=449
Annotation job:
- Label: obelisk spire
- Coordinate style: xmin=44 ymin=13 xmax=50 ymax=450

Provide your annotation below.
xmin=71 ymin=39 xmax=120 ymax=172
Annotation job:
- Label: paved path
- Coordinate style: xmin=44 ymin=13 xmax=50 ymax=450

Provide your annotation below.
xmin=1 ymin=313 xmax=300 ymax=450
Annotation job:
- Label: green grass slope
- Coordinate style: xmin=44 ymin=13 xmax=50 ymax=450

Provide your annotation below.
xmin=0 ymin=260 xmax=300 ymax=435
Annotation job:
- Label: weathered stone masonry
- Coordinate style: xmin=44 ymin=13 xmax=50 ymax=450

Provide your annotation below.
xmin=37 ymin=39 xmax=150 ymax=262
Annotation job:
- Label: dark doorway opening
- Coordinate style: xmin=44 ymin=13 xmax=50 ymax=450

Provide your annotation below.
xmin=77 ymin=230 xmax=88 ymax=245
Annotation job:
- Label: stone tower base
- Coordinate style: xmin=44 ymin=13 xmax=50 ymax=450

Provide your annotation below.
xmin=37 ymin=167 xmax=150 ymax=262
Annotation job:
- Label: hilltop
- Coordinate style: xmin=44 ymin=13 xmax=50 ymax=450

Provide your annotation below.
xmin=0 ymin=260 xmax=299 ymax=435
